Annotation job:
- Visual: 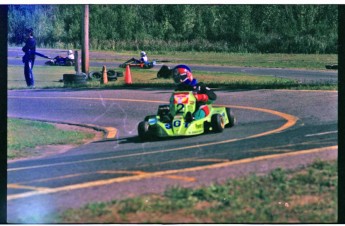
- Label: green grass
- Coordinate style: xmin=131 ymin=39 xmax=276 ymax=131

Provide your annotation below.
xmin=7 ymin=65 xmax=337 ymax=90
xmin=7 ymin=118 xmax=95 ymax=159
xmin=8 ymin=51 xmax=337 ymax=90
xmin=101 ymin=51 xmax=338 ymax=70
xmin=8 ymin=65 xmax=74 ymax=89
xmin=56 ymin=159 xmax=337 ymax=223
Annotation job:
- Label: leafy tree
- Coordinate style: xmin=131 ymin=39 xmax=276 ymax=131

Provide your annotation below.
xmin=7 ymin=5 xmax=338 ymax=53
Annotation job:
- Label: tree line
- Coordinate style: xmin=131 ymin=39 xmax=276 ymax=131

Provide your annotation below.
xmin=8 ymin=5 xmax=338 ymax=54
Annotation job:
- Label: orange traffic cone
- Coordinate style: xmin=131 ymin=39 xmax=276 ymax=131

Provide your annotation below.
xmin=125 ymin=65 xmax=132 ymax=85
xmin=101 ymin=65 xmax=108 ymax=84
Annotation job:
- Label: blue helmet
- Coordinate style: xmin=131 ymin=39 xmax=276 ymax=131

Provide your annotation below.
xmin=173 ymin=64 xmax=197 ymax=86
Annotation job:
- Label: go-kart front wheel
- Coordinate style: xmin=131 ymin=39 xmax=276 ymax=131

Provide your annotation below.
xmin=138 ymin=121 xmax=151 ymax=141
xmin=211 ymin=114 xmax=225 ymax=133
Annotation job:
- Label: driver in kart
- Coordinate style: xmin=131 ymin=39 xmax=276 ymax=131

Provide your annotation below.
xmin=66 ymin=50 xmax=75 ymax=60
xmin=129 ymin=51 xmax=149 ymax=64
xmin=140 ymin=51 xmax=148 ymax=63
xmin=172 ymin=64 xmax=217 ymax=121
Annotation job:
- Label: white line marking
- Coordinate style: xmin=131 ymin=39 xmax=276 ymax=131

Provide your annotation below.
xmin=305 ymin=130 xmax=338 ymax=137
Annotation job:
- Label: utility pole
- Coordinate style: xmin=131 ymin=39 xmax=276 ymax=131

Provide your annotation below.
xmin=82 ymin=4 xmax=89 ymax=75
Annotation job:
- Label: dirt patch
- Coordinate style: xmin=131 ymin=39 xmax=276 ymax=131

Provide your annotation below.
xmin=289 ymin=194 xmax=321 ymax=207
xmin=8 ymin=123 xmax=104 ymax=163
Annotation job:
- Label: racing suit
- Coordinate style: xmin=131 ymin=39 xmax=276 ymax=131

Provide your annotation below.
xmin=175 ymin=81 xmax=217 ymax=120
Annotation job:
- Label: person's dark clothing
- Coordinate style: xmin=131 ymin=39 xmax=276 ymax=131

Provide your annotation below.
xmin=22 ymin=36 xmax=36 ymax=87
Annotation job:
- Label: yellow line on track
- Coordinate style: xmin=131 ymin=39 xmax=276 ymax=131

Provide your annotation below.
xmin=7 ymin=145 xmax=337 ymax=201
xmin=8 ymin=96 xmax=167 ymax=103
xmin=104 ymin=127 xmax=117 ymax=139
xmin=162 ymin=175 xmax=196 ymax=182
xmin=7 ymin=184 xmax=53 ymax=192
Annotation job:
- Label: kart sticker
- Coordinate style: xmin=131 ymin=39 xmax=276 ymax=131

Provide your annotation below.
xmin=148 ymin=118 xmax=157 ymax=125
xmin=173 ymin=120 xmax=181 ymax=127
xmin=174 ymin=93 xmax=189 ymax=104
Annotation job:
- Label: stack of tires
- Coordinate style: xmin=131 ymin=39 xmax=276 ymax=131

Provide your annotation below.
xmin=63 ymin=73 xmax=87 ymax=85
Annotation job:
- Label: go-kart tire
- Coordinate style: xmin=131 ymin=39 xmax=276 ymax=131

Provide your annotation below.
xmin=325 ymin=64 xmax=338 ymax=69
xmin=89 ymin=71 xmax=102 ymax=81
xmin=63 ymin=73 xmax=87 ymax=85
xmin=65 ymin=61 xmax=73 ymax=66
xmin=116 ymin=71 xmax=124 ymax=77
xmin=225 ymin=107 xmax=236 ymax=128
xmin=45 ymin=61 xmax=54 ymax=66
xmin=138 ymin=121 xmax=151 ymax=141
xmin=107 ymin=70 xmax=117 ymax=81
xmin=211 ymin=114 xmax=225 ymax=133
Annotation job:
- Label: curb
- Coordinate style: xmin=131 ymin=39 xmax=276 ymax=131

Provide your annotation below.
xmin=9 ymin=117 xmax=116 ymax=140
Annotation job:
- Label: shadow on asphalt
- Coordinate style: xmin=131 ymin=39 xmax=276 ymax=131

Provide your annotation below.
xmin=92 ymin=134 xmax=192 ymax=144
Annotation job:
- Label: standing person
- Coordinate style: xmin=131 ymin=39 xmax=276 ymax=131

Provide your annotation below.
xmin=22 ymin=28 xmax=36 ymax=88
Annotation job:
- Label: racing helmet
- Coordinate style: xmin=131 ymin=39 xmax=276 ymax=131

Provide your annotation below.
xmin=68 ymin=50 xmax=73 ymax=55
xmin=172 ymin=65 xmax=193 ymax=84
xmin=140 ymin=51 xmax=146 ymax=57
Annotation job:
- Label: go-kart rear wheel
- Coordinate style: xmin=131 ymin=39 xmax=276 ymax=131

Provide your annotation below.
xmin=211 ymin=114 xmax=225 ymax=133
xmin=45 ymin=60 xmax=54 ymax=66
xmin=225 ymin=107 xmax=236 ymax=128
xmin=65 ymin=61 xmax=73 ymax=66
xmin=138 ymin=121 xmax=151 ymax=141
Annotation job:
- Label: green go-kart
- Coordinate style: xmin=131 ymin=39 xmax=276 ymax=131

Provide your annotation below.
xmin=138 ymin=91 xmax=236 ymax=141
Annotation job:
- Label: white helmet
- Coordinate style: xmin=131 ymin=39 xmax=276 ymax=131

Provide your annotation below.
xmin=68 ymin=50 xmax=73 ymax=54
xmin=140 ymin=51 xmax=146 ymax=57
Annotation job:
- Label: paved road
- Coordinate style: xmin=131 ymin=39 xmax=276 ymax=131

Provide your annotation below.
xmin=7 ymin=88 xmax=338 ymax=223
xmin=8 ymin=47 xmax=338 ymax=84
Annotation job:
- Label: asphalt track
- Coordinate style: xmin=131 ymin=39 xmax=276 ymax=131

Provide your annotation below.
xmin=7 ymin=47 xmax=338 ymax=222
xmin=7 ymin=87 xmax=338 ymax=223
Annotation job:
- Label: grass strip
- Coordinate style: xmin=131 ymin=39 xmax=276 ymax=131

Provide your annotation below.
xmin=57 ymin=159 xmax=337 ymax=223
xmin=100 ymin=51 xmax=337 ymax=70
xmin=7 ymin=118 xmax=95 ymax=159
xmin=8 ymin=66 xmax=337 ymax=90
